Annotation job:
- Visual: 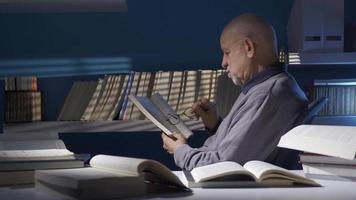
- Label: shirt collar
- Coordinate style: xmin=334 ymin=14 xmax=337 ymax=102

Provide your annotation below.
xmin=240 ymin=63 xmax=286 ymax=94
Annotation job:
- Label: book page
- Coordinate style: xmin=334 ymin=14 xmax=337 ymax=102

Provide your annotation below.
xmin=128 ymin=95 xmax=176 ymax=135
xmin=243 ymin=161 xmax=319 ymax=186
xmin=191 ymin=161 xmax=255 ymax=183
xmin=278 ymin=125 xmax=356 ymax=160
xmin=89 ymin=155 xmax=186 ymax=188
xmin=0 ymin=149 xmax=74 ymax=159
xmin=151 ymin=93 xmax=193 ymax=138
xmin=90 ymin=155 xmax=145 ymax=176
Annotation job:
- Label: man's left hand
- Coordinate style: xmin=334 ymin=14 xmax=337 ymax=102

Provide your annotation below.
xmin=161 ymin=132 xmax=187 ymax=154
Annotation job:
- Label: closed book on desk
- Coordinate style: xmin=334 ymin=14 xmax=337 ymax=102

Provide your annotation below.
xmin=35 ymin=155 xmax=189 ymax=200
xmin=0 ymin=138 xmax=85 ymax=186
xmin=300 ymin=153 xmax=356 ymax=181
xmin=179 ymin=160 xmax=319 ymax=188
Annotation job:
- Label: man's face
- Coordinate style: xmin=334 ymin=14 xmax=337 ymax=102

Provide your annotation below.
xmin=220 ymin=33 xmax=250 ymax=85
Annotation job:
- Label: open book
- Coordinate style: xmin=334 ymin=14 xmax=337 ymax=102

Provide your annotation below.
xmin=35 ymin=155 xmax=188 ymax=200
xmin=179 ymin=160 xmax=320 ymax=188
xmin=277 ymin=125 xmax=356 ymax=160
xmin=35 ymin=155 xmax=319 ymax=200
xmin=128 ymin=93 xmax=193 ymax=138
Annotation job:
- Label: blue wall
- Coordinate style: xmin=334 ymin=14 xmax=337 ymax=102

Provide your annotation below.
xmin=127 ymin=0 xmax=293 ymax=70
xmin=0 ymin=13 xmax=129 ymax=59
xmin=2 ymin=0 xmax=356 ymax=70
xmin=0 ymin=0 xmax=295 ymax=70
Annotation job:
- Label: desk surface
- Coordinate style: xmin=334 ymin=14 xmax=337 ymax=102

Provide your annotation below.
xmin=2 ymin=171 xmax=356 ymax=200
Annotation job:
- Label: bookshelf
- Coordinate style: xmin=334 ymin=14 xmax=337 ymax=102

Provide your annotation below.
xmin=0 ymin=57 xmax=131 ymax=133
xmin=288 ymin=63 xmax=356 ymax=126
xmin=0 ymin=58 xmax=222 ymax=134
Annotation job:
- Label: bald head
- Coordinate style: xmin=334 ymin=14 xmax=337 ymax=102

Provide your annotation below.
xmin=221 ymin=13 xmax=278 ymax=66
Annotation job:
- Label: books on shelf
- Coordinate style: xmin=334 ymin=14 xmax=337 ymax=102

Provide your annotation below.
xmin=58 ymin=74 xmax=131 ymax=121
xmin=4 ymin=76 xmax=42 ymax=123
xmin=5 ymin=91 xmax=42 ymax=122
xmin=122 ymin=71 xmax=142 ymax=120
xmin=180 ymin=160 xmax=319 ymax=188
xmin=278 ymin=125 xmax=356 ymax=181
xmin=56 ymin=70 xmax=226 ymax=121
xmin=128 ymin=93 xmax=193 ymax=138
xmin=306 ymin=79 xmax=356 ymax=116
xmin=5 ymin=76 xmax=38 ymax=91
xmin=35 ymin=155 xmax=188 ymax=200
xmin=0 ymin=133 xmax=85 ymax=186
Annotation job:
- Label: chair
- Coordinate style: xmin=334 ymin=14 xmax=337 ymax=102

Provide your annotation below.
xmin=268 ymin=97 xmax=328 ymax=169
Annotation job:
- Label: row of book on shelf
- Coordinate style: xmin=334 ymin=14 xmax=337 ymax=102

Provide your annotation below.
xmin=4 ymin=76 xmax=38 ymax=91
xmin=3 ymin=70 xmax=224 ymax=123
xmin=4 ymin=76 xmax=42 ymax=123
xmin=57 ymin=69 xmax=225 ymax=121
xmin=307 ymin=79 xmax=356 ymax=116
xmin=1 ymin=124 xmax=355 ymax=199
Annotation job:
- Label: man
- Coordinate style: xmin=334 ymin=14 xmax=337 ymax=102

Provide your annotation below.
xmin=161 ymin=13 xmax=308 ymax=170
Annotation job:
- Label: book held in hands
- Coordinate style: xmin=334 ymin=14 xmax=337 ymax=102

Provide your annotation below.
xmin=128 ymin=92 xmax=193 ymax=138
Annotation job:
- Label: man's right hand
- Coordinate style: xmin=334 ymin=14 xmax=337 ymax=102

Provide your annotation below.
xmin=191 ymin=98 xmax=219 ymax=130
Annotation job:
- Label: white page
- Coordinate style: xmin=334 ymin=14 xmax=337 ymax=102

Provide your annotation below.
xmin=0 ymin=149 xmax=74 ymax=159
xmin=243 ymin=161 xmax=292 ymax=180
xmin=243 ymin=161 xmax=319 ymax=186
xmin=278 ymin=125 xmax=356 ymax=160
xmin=90 ymin=155 xmax=145 ymax=176
xmin=191 ymin=161 xmax=254 ymax=183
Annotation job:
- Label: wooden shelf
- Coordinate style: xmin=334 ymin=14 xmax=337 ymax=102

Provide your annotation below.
xmin=4 ymin=120 xmax=205 ymax=134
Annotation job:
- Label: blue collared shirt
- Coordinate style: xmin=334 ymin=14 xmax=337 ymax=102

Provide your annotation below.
xmin=241 ymin=64 xmax=286 ymax=94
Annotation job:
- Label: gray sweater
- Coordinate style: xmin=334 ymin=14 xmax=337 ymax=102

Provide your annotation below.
xmin=174 ymin=70 xmax=308 ymax=170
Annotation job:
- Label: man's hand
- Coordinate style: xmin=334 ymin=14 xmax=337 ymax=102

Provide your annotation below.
xmin=191 ymin=98 xmax=219 ymax=129
xmin=161 ymin=132 xmax=186 ymax=154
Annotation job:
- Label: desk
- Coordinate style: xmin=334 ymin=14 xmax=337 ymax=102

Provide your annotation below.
xmin=1 ymin=171 xmax=356 ymax=200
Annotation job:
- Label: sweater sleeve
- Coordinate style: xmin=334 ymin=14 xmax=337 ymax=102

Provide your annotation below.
xmin=174 ymin=93 xmax=304 ymax=170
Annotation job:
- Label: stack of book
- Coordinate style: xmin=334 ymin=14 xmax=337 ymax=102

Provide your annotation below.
xmin=300 ymin=153 xmax=356 ymax=181
xmin=0 ymin=133 xmax=85 ymax=186
xmin=278 ymin=125 xmax=356 ymax=181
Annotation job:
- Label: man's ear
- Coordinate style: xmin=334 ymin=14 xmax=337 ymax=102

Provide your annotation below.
xmin=243 ymin=38 xmax=255 ymax=58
